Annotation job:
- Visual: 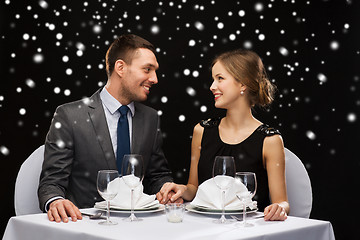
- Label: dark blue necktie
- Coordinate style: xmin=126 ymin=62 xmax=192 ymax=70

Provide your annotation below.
xmin=116 ymin=105 xmax=130 ymax=172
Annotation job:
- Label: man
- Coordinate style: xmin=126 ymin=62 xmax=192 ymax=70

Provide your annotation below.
xmin=38 ymin=34 xmax=176 ymax=223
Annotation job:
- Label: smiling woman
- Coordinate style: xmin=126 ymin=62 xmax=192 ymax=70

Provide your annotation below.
xmin=157 ymin=49 xmax=289 ymax=221
xmin=211 ymin=49 xmax=275 ymax=109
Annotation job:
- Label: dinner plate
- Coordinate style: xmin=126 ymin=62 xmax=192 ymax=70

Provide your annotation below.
xmin=95 ymin=203 xmax=165 ymax=214
xmin=186 ymin=204 xmax=258 ymax=215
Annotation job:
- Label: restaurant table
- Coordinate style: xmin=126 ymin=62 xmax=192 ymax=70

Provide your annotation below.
xmin=3 ymin=208 xmax=335 ymax=240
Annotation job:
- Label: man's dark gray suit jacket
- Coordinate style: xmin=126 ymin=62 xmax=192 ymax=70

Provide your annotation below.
xmin=38 ymin=88 xmax=173 ymax=211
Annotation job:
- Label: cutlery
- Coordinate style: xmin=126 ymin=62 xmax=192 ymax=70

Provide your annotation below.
xmin=81 ymin=212 xmax=106 ymax=220
xmin=231 ymin=214 xmax=264 ymax=221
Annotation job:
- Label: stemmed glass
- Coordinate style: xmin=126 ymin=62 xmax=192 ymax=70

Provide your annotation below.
xmin=97 ymin=170 xmax=120 ymax=225
xmin=212 ymin=156 xmax=236 ymax=224
xmin=235 ymin=172 xmax=257 ymax=227
xmin=121 ymin=154 xmax=144 ymax=222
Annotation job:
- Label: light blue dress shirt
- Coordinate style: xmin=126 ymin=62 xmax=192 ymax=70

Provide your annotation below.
xmin=99 ymin=87 xmax=135 ymax=156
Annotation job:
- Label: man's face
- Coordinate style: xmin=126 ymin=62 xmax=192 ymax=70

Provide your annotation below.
xmin=119 ymin=48 xmax=159 ymax=103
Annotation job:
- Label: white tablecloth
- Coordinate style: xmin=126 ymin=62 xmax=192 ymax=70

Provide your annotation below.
xmin=3 ymin=208 xmax=335 ymax=240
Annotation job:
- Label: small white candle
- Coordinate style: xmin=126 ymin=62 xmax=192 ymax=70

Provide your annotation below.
xmin=167 ymin=213 xmax=183 ymax=223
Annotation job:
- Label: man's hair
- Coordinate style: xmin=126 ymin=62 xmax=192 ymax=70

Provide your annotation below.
xmin=105 ymin=34 xmax=156 ymax=77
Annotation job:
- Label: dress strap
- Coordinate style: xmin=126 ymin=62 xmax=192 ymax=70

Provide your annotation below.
xmin=256 ymin=124 xmax=281 ymax=136
xmin=199 ymin=117 xmax=221 ymax=128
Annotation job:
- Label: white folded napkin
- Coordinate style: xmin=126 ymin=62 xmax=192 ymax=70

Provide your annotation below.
xmin=94 ymin=175 xmax=159 ymax=209
xmin=191 ymin=176 xmax=257 ymax=210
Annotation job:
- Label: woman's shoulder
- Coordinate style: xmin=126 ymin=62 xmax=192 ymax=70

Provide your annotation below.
xmin=199 ymin=117 xmax=222 ymax=128
xmin=256 ymin=124 xmax=281 ymax=136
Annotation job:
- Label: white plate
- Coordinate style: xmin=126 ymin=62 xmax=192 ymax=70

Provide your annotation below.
xmin=186 ymin=204 xmax=258 ymax=215
xmin=95 ymin=204 xmax=165 ymax=214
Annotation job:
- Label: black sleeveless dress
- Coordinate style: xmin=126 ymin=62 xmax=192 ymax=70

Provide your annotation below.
xmin=197 ymin=117 xmax=281 ymax=211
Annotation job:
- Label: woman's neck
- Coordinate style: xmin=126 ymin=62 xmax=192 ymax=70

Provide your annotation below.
xmin=223 ymin=106 xmax=259 ymax=130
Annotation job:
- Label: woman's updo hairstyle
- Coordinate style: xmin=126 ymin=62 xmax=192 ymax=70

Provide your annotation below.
xmin=212 ymin=49 xmax=276 ymax=107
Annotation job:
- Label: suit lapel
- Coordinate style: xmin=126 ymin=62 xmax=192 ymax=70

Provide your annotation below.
xmin=87 ymin=89 xmax=117 ymax=169
xmin=132 ymin=102 xmax=144 ymax=155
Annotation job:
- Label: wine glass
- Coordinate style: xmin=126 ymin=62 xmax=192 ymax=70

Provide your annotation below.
xmin=212 ymin=156 xmax=236 ymax=224
xmin=235 ymin=172 xmax=257 ymax=227
xmin=121 ymin=154 xmax=144 ymax=222
xmin=97 ymin=170 xmax=120 ymax=225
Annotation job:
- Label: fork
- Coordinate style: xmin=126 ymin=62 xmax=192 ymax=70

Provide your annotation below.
xmin=81 ymin=212 xmax=106 ymax=219
xmin=230 ymin=213 xmax=264 ymax=221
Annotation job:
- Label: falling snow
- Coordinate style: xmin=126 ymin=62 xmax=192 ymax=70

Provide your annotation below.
xmin=194 ymin=21 xmax=204 ymax=31
xmin=330 ymin=40 xmax=340 ymax=50
xmin=186 ymin=87 xmax=196 ymax=96
xmin=151 ymin=25 xmax=160 ymax=34
xmin=1 ymin=4 xmax=359 ymax=234
xmin=25 ymin=79 xmax=36 ymax=88
xmin=189 ymin=39 xmax=196 ymax=47
xmin=0 ymin=146 xmax=10 ymax=156
xmin=33 ymin=53 xmax=44 ymax=63
xmin=317 ymin=73 xmax=327 ymax=83
xmin=161 ymin=96 xmax=168 ymax=103
xmin=183 ymin=69 xmax=190 ymax=76
xmin=19 ymin=108 xmax=26 ymax=115
xmin=347 ymin=113 xmax=356 ymax=122
xmin=279 ymin=47 xmax=289 ymax=56
xmin=306 ymin=130 xmax=316 ymax=140
xmin=178 ymin=115 xmax=186 ymax=122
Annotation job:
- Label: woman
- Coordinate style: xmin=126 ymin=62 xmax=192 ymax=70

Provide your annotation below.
xmin=157 ymin=49 xmax=289 ymax=221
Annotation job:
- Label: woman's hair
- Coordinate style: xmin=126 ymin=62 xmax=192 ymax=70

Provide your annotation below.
xmin=212 ymin=49 xmax=276 ymax=107
xmin=105 ymin=34 xmax=156 ymax=77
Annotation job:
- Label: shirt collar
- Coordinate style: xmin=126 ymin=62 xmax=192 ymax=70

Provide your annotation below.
xmin=100 ymin=87 xmax=135 ymax=116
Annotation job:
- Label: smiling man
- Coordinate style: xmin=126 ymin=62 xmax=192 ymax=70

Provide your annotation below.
xmin=38 ymin=34 xmax=174 ymax=223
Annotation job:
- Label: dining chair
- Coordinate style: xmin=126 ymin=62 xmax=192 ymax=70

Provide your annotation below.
xmin=14 ymin=145 xmax=44 ymax=215
xmin=284 ymin=148 xmax=313 ymax=218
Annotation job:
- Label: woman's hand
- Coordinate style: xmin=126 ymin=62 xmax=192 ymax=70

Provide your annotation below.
xmin=264 ymin=203 xmax=288 ymax=221
xmin=156 ymin=182 xmax=187 ymax=204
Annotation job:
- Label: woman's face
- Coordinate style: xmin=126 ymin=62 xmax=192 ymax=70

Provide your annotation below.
xmin=210 ymin=61 xmax=245 ymax=109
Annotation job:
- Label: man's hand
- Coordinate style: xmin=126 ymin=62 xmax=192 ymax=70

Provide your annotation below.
xmin=167 ymin=191 xmax=184 ymax=204
xmin=47 ymin=199 xmax=82 ymax=223
xmin=156 ymin=182 xmax=186 ymax=204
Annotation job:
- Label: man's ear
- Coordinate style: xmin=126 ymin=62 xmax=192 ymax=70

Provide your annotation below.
xmin=114 ymin=59 xmax=126 ymax=77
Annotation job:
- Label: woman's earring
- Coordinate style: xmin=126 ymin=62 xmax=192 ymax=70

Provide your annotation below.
xmin=240 ymin=90 xmax=244 ymax=95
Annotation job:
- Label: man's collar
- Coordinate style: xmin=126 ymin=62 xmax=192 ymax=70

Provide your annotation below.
xmin=100 ymin=87 xmax=135 ymax=116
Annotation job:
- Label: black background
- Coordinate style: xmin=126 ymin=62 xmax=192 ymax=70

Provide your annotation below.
xmin=1 ymin=0 xmax=359 ymax=239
